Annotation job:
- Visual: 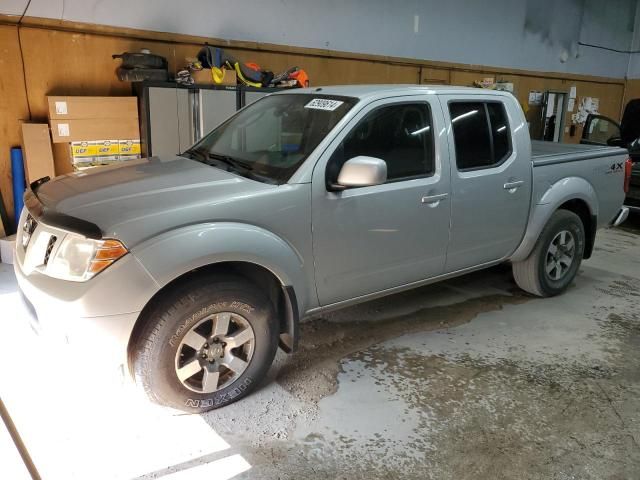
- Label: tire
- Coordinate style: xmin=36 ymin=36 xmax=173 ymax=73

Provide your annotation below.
xmin=132 ymin=276 xmax=279 ymax=413
xmin=512 ymin=209 xmax=585 ymax=297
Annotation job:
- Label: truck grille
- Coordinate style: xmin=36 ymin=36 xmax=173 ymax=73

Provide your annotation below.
xmin=21 ymin=214 xmax=37 ymax=249
xmin=43 ymin=235 xmax=57 ymax=265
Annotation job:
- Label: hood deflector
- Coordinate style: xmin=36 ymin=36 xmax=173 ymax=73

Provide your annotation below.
xmin=24 ymin=189 xmax=103 ymax=240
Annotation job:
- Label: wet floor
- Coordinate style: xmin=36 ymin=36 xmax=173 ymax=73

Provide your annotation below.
xmin=1 ymin=215 xmax=639 ymax=479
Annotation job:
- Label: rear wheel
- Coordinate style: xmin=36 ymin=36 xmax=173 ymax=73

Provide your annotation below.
xmin=132 ymin=276 xmax=278 ymax=413
xmin=512 ymin=209 xmax=585 ymax=297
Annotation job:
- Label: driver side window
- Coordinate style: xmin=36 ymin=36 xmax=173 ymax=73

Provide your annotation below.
xmin=584 ymin=116 xmax=621 ymax=145
xmin=326 ymin=103 xmax=434 ymax=186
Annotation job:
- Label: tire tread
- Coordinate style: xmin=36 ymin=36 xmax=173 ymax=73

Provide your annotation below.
xmin=131 ymin=275 xmax=277 ymax=412
xmin=512 ymin=209 xmax=584 ymax=297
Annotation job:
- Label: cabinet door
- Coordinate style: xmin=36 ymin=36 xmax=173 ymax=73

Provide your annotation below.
xmin=200 ymin=89 xmax=238 ymax=137
xmin=245 ymin=90 xmax=270 ymax=106
xmin=148 ymin=87 xmax=181 ymax=156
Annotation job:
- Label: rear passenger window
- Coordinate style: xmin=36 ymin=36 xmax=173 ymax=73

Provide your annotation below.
xmin=449 ymin=101 xmax=512 ymax=170
xmin=326 ymin=103 xmax=435 ymax=185
xmin=487 ymin=102 xmax=510 ymax=163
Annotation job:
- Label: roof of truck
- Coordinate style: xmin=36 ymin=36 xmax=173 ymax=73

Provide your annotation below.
xmin=277 ymin=84 xmax=511 ymax=99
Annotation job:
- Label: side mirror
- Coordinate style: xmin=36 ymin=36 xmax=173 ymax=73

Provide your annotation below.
xmin=606 ymin=137 xmax=625 ymax=148
xmin=332 ymin=156 xmax=387 ymax=190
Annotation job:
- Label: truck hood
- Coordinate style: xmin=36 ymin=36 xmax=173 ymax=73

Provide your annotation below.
xmin=35 ymin=156 xmax=275 ymax=244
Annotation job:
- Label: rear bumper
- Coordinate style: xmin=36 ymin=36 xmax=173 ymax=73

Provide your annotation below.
xmin=612 ymin=207 xmax=630 ymax=227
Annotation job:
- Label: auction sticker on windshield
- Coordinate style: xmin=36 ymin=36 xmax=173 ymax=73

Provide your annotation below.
xmin=305 ymin=98 xmax=344 ymax=111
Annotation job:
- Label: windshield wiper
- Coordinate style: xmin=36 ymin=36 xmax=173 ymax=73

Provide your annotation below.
xmin=208 ymin=152 xmax=253 ymax=171
xmin=181 ymin=148 xmax=206 ymax=161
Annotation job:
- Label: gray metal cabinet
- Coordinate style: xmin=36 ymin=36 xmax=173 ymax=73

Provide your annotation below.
xmin=145 ymin=87 xmax=183 ymax=157
xmin=137 ymin=83 xmax=284 ymax=157
xmin=244 ymin=90 xmax=271 ymax=107
xmin=198 ymin=89 xmax=238 ymax=138
xmin=138 ymin=83 xmax=238 ymax=157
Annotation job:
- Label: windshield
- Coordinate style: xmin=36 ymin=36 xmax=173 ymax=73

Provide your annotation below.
xmin=184 ymin=93 xmax=358 ymax=184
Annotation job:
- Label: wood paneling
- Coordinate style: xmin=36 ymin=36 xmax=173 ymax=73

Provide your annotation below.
xmin=0 ymin=25 xmax=30 ymax=225
xmin=624 ymin=79 xmax=640 ymax=109
xmin=449 ymin=70 xmax=624 ymax=143
xmin=4 ymin=14 xmax=625 ymax=86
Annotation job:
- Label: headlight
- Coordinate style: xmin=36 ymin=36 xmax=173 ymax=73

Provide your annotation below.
xmin=47 ymin=236 xmax=128 ymax=282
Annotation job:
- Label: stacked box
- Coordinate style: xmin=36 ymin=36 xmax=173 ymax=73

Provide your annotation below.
xmin=70 ymin=139 xmax=141 ymax=168
xmin=47 ymin=96 xmax=142 ymax=169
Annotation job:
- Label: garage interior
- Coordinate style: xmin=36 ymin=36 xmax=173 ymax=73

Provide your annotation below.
xmin=1 ymin=1 xmax=639 ymax=479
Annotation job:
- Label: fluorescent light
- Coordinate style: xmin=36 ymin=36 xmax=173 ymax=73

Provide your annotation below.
xmin=496 ymin=125 xmax=506 ymax=132
xmin=452 ymin=110 xmax=478 ymax=123
xmin=411 ymin=125 xmax=431 ymax=135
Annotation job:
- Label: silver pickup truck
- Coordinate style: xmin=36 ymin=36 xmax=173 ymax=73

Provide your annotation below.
xmin=14 ymin=85 xmax=631 ymax=412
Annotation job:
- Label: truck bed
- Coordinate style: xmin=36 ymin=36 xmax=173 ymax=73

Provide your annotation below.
xmin=531 ymin=140 xmax=626 ymax=166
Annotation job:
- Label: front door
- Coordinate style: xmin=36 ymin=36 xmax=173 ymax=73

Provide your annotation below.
xmin=311 ymin=96 xmax=451 ymax=306
xmin=580 ymin=114 xmax=622 ymax=146
xmin=441 ymin=95 xmax=532 ymax=272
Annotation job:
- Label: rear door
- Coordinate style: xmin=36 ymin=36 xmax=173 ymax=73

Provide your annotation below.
xmin=440 ymin=95 xmax=532 ymax=272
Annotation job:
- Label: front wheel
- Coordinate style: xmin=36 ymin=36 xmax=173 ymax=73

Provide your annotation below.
xmin=512 ymin=209 xmax=585 ymax=297
xmin=132 ymin=276 xmax=279 ymax=413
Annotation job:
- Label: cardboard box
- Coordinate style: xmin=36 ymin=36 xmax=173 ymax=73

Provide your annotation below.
xmin=0 ymin=235 xmax=16 ymax=265
xmin=191 ymin=68 xmax=237 ymax=86
xmin=50 ymin=118 xmax=140 ymax=143
xmin=48 ymin=96 xmax=138 ymax=120
xmin=21 ymin=123 xmax=56 ymax=184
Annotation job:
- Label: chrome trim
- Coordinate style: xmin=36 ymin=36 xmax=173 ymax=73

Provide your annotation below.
xmin=421 ymin=193 xmax=448 ymax=204
xmin=503 ymin=180 xmax=524 ymax=190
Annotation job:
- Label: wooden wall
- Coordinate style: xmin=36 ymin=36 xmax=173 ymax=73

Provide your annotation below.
xmin=624 ymin=79 xmax=640 ymax=107
xmin=0 ymin=25 xmax=30 ymax=227
xmin=0 ymin=17 xmax=631 ymax=226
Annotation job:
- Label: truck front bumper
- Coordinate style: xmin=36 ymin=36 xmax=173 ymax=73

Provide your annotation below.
xmin=13 ymin=252 xmax=158 ymax=369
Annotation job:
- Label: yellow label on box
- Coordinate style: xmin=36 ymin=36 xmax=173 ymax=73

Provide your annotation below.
xmin=94 ymin=139 xmax=120 ymax=156
xmin=71 ymin=141 xmax=96 ymax=158
xmin=118 ymin=139 xmax=141 ymax=156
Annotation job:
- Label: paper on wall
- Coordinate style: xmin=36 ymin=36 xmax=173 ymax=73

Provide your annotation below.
xmin=528 ymin=90 xmax=543 ymax=105
xmin=569 ymin=86 xmax=577 ymax=99
xmin=567 ymin=98 xmax=575 ymax=112
xmin=571 ymin=97 xmax=600 ymax=125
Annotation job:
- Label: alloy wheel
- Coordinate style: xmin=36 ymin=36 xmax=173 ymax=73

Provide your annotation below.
xmin=545 ymin=230 xmax=576 ymax=281
xmin=174 ymin=312 xmax=255 ymax=393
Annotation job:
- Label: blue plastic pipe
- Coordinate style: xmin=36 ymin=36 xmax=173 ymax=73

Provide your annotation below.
xmin=11 ymin=147 xmax=26 ymax=224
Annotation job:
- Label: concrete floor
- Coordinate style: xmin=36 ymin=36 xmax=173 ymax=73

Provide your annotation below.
xmin=1 ymin=217 xmax=639 ymax=479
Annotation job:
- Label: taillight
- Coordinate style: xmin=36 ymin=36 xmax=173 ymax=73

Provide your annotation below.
xmin=624 ymin=158 xmax=633 ymax=194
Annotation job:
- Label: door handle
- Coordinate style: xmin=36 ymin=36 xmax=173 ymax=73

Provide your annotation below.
xmin=421 ymin=193 xmax=448 ymax=205
xmin=503 ymin=180 xmax=524 ymax=191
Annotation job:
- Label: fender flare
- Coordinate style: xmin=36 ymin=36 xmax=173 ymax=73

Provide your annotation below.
xmin=131 ymin=222 xmax=310 ymax=349
xmin=510 ymin=177 xmax=598 ymax=262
